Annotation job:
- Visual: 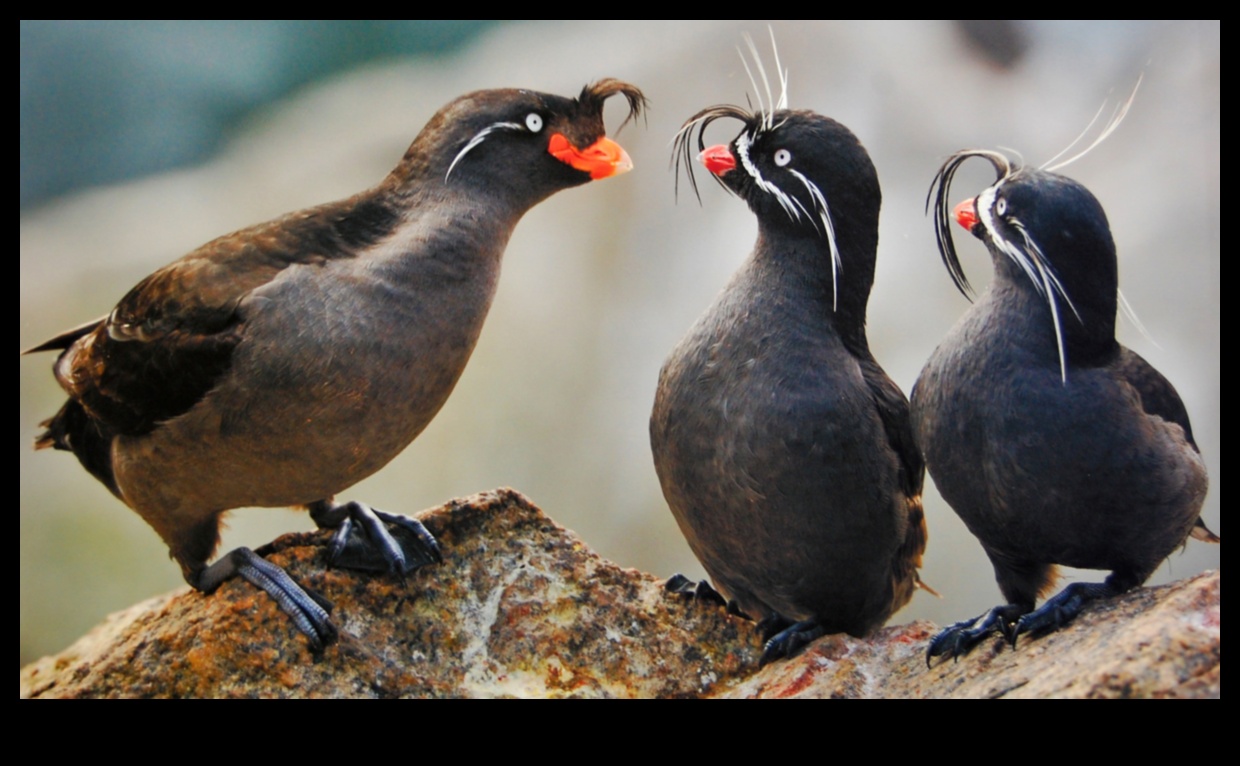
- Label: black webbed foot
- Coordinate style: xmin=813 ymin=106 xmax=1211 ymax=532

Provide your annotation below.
xmin=194 ymin=547 xmax=338 ymax=651
xmin=755 ymin=612 xmax=793 ymax=641
xmin=926 ymin=603 xmax=1027 ymax=666
xmin=760 ymin=618 xmax=826 ymax=666
xmin=665 ymin=573 xmax=728 ymax=607
xmin=309 ymin=500 xmax=442 ymax=576
xmin=1011 ymin=581 xmax=1121 ymax=644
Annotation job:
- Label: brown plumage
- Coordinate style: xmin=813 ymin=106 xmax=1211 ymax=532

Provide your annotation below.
xmin=28 ymin=80 xmax=646 ymax=649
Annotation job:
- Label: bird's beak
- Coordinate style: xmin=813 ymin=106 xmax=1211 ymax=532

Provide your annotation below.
xmin=953 ymin=197 xmax=980 ymax=233
xmin=548 ymin=134 xmax=633 ymax=180
xmin=699 ymin=144 xmax=736 ymax=176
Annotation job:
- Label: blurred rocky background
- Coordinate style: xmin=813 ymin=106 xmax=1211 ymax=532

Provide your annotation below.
xmin=20 ymin=20 xmax=1220 ymax=666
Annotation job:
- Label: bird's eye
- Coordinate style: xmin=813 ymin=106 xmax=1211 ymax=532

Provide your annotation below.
xmin=525 ymin=113 xmax=544 ymax=133
xmin=774 ymin=149 xmax=792 ymax=167
xmin=996 ymin=198 xmax=1007 ymax=216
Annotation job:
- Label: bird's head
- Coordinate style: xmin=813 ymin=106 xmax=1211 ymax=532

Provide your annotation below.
xmin=396 ymin=79 xmax=646 ymax=206
xmin=674 ymin=102 xmax=880 ymax=312
xmin=928 ymin=149 xmax=1119 ymax=381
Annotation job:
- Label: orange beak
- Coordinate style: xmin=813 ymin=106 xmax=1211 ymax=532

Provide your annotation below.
xmin=548 ymin=133 xmax=633 ymax=180
xmin=699 ymin=144 xmax=736 ymax=176
xmin=954 ymin=198 xmax=979 ymax=232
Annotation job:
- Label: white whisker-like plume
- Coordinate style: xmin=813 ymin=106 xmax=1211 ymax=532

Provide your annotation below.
xmin=789 ymin=168 xmax=842 ymax=310
xmin=738 ymin=42 xmax=767 ymax=129
xmin=446 ymin=121 xmax=521 ymax=181
xmin=1118 ymin=289 xmax=1159 ymax=347
xmin=767 ymin=26 xmax=789 ymax=112
xmin=737 ymin=135 xmax=801 ymax=221
xmin=1044 ymin=74 xmax=1142 ymax=172
xmin=743 ymin=33 xmax=774 ymax=130
xmin=1010 ymin=219 xmax=1080 ymax=382
xmin=675 ymin=31 xmax=844 ymax=310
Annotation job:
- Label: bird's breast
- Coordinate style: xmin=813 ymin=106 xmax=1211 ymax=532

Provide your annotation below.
xmin=653 ymin=285 xmax=904 ymax=619
xmin=914 ymin=301 xmax=1207 ymax=569
xmin=113 ymin=253 xmax=500 ymax=515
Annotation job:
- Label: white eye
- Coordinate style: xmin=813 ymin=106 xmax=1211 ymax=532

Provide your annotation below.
xmin=774 ymin=148 xmax=792 ymax=167
xmin=996 ymin=198 xmax=1007 ymax=216
xmin=525 ymin=113 xmax=543 ymax=133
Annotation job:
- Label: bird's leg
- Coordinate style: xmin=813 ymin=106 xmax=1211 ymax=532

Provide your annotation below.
xmin=191 ymin=548 xmax=337 ymax=651
xmin=760 ymin=618 xmax=826 ymax=666
xmin=925 ymin=603 xmax=1028 ymax=665
xmin=664 ymin=573 xmax=728 ymax=607
xmin=1011 ymin=573 xmax=1133 ymax=644
xmin=308 ymin=499 xmax=442 ymax=576
xmin=925 ymin=555 xmax=1051 ymax=662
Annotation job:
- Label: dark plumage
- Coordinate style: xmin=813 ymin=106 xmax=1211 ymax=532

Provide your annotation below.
xmin=27 ymin=80 xmax=645 ymax=650
xmin=915 ymin=150 xmax=1218 ymax=662
xmin=653 ymin=89 xmax=928 ymax=664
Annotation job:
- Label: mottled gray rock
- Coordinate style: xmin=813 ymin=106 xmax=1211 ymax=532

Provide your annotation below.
xmin=21 ymin=489 xmax=1219 ymax=698
xmin=20 ymin=490 xmax=762 ymax=698
xmin=715 ymin=570 xmax=1219 ymax=698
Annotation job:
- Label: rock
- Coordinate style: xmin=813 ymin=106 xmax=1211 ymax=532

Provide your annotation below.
xmin=717 ymin=570 xmax=1219 ymax=698
xmin=20 ymin=489 xmax=760 ymax=698
xmin=19 ymin=489 xmax=1219 ymax=698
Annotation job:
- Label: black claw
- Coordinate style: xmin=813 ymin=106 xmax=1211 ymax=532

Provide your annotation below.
xmin=375 ymin=509 xmax=443 ymax=566
xmin=760 ymin=619 xmax=826 ymax=666
xmin=1000 ymin=614 xmax=1021 ymax=648
xmin=926 ymin=604 xmax=1025 ymax=666
xmin=327 ymin=515 xmax=354 ymax=562
xmin=664 ymin=573 xmax=727 ymax=607
xmin=755 ymin=613 xmax=794 ymax=642
xmin=313 ymin=500 xmax=441 ymax=575
xmin=1012 ymin=581 xmax=1118 ymax=640
xmin=187 ymin=500 xmax=443 ymax=650
xmin=665 ymin=573 xmax=692 ymax=592
xmin=926 ymin=623 xmax=985 ymax=665
xmin=196 ymin=547 xmax=337 ymax=651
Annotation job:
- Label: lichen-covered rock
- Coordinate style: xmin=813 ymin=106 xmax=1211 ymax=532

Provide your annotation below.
xmin=19 ymin=489 xmax=1219 ymax=698
xmin=712 ymin=571 xmax=1220 ymax=699
xmin=20 ymin=489 xmax=761 ymax=698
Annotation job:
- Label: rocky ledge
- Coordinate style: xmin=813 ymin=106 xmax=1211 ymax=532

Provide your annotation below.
xmin=19 ymin=489 xmax=1219 ymax=698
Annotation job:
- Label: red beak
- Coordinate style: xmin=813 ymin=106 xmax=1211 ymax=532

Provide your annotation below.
xmin=699 ymin=144 xmax=736 ymax=176
xmin=954 ymin=198 xmax=979 ymax=231
xmin=548 ymin=134 xmax=633 ymax=180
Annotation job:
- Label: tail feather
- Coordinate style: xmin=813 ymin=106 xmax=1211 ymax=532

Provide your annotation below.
xmin=1191 ymin=518 xmax=1221 ymax=544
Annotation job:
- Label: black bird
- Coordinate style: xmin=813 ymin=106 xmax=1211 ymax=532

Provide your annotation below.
xmin=26 ymin=80 xmax=645 ymax=650
xmin=653 ymin=84 xmax=929 ymax=664
xmin=915 ymin=149 xmax=1218 ymax=662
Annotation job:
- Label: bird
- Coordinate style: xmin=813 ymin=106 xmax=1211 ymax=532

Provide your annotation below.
xmin=25 ymin=79 xmax=646 ymax=650
xmin=914 ymin=148 xmax=1219 ymax=663
xmin=652 ymin=60 xmax=929 ymax=665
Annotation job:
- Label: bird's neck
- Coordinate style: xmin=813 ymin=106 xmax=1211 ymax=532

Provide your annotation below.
xmin=357 ymin=181 xmax=524 ymax=280
xmin=753 ymin=224 xmax=877 ymax=351
xmin=992 ymin=256 xmax=1119 ymax=366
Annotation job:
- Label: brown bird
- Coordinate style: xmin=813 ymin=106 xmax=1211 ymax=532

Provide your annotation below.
xmin=916 ymin=148 xmax=1218 ymax=662
xmin=26 ymin=79 xmax=645 ymax=650
xmin=654 ymin=64 xmax=928 ymax=664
